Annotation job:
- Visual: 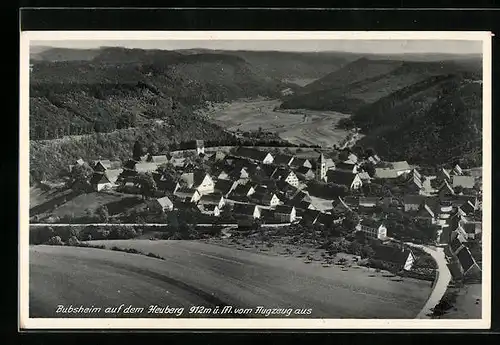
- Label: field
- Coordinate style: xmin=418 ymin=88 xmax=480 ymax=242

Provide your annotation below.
xmin=30 ymin=241 xmax=432 ymax=318
xmin=49 ymin=192 xmax=141 ymax=219
xmin=206 ymin=99 xmax=352 ymax=147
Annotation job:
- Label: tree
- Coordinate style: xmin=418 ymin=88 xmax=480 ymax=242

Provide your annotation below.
xmin=342 ymin=213 xmax=360 ymax=231
xmin=134 ymin=172 xmax=157 ymax=199
xmin=70 ymin=162 xmax=94 ymax=188
xmin=97 ymin=205 xmax=110 ymax=223
xmin=338 ymin=150 xmax=349 ymax=162
xmin=454 ymin=185 xmax=464 ymax=195
xmin=361 ymin=245 xmax=376 ymax=259
xmin=133 ymin=139 xmax=144 ymax=161
xmin=365 ymin=147 xmax=376 ymax=158
xmin=148 ymin=143 xmax=159 ymax=155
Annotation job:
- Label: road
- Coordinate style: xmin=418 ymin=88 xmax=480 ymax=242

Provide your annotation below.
xmin=29 ymin=241 xmax=432 ymax=319
xmin=403 ymin=242 xmax=452 ymax=319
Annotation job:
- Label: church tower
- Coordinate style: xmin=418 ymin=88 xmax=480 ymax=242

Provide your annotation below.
xmin=316 ymin=153 xmax=327 ymax=182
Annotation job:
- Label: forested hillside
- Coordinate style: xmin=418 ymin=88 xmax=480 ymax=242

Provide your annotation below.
xmin=30 ymin=51 xmax=284 ymax=140
xmin=280 ymin=57 xmax=482 ymax=113
xmin=352 ymin=75 xmax=483 ymax=166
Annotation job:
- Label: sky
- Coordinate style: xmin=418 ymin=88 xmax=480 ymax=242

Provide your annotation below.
xmin=31 ymin=39 xmax=483 ymax=55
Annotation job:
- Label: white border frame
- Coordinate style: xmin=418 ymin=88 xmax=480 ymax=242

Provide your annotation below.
xmin=19 ymin=31 xmax=492 ymax=330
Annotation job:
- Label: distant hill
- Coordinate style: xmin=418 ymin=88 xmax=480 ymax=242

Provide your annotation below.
xmin=352 ymin=74 xmax=482 ymax=166
xmin=280 ymin=57 xmax=482 ymax=112
xmin=29 ymin=50 xmax=284 ymax=141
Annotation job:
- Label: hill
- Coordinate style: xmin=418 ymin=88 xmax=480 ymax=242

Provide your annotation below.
xmin=280 ymin=57 xmax=482 ymax=113
xmin=352 ymin=74 xmax=482 ymax=166
xmin=29 ymin=50 xmax=284 ymax=141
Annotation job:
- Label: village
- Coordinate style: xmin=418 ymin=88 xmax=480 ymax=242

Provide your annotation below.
xmin=34 ymin=137 xmax=483 ymax=287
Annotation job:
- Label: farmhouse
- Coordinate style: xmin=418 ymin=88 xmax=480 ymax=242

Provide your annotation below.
xmin=158 ymin=180 xmax=180 ymax=194
xmin=93 ymin=159 xmax=112 ymax=172
xmin=148 ymin=196 xmax=174 ymax=212
xmin=450 ymin=231 xmax=468 ymax=256
xmin=326 ymin=170 xmax=363 ymax=190
xmin=356 ymin=219 xmax=388 ymax=240
xmin=232 ymin=204 xmax=261 ymax=219
xmin=90 ymin=173 xmax=113 ymax=192
xmin=456 ymin=246 xmax=481 ymax=278
xmin=198 ymin=193 xmax=225 ymax=209
xmin=403 ymin=195 xmax=428 ymax=212
xmin=174 ymin=188 xmax=201 ymax=203
xmin=104 ymin=169 xmax=123 ymax=185
xmin=290 ymin=158 xmax=313 ymax=169
xmin=335 ymin=162 xmax=358 ymax=174
xmin=252 ymin=191 xmax=280 ymax=207
xmin=274 ymin=205 xmax=297 ymax=223
xmin=197 ymin=203 xmax=220 ymax=217
xmin=372 ymin=244 xmax=416 ymax=272
xmin=415 ymin=204 xmax=436 ymax=225
xmin=273 ymin=154 xmax=295 ymax=166
xmin=233 ymin=147 xmax=274 ymax=164
xmin=231 ymin=184 xmax=256 ymax=197
xmin=213 ymin=179 xmax=238 ymax=197
xmin=359 ymin=197 xmax=378 ymax=209
xmin=295 ymin=166 xmax=315 ymax=180
xmin=271 ymin=168 xmax=299 ymax=187
xmin=331 ymin=197 xmax=353 ymax=213
xmin=193 ymin=170 xmax=215 ymax=194
xmin=147 ymin=154 xmax=168 ymax=165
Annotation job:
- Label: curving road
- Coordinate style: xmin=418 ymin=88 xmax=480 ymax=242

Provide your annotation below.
xmin=403 ymin=243 xmax=452 ymax=319
xmin=29 ymin=241 xmax=432 ymax=319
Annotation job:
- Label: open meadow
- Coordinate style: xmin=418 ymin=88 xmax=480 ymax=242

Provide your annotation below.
xmin=205 ymin=99 xmax=352 ymax=147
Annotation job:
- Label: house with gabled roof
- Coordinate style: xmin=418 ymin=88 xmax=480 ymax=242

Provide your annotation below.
xmin=93 ymin=160 xmax=112 ymax=172
xmin=90 ymin=173 xmax=113 ymax=192
xmin=451 ymin=164 xmax=464 ymax=176
xmin=197 ymin=203 xmax=220 ymax=217
xmin=198 ymin=193 xmax=225 ymax=210
xmin=196 ymin=140 xmax=205 ymax=155
xmin=299 ymin=209 xmax=321 ymax=225
xmin=335 ymin=162 xmax=358 ymax=174
xmin=439 ymin=167 xmax=452 ymax=182
xmin=359 ymin=197 xmax=379 ymax=209
xmin=274 ymin=205 xmax=297 ymax=223
xmin=331 ymin=197 xmax=353 ymax=214
xmin=148 ymin=196 xmax=174 ymax=212
xmin=69 ymin=158 xmax=86 ymax=172
xmin=438 ymin=180 xmax=456 ymax=198
xmin=214 ymin=179 xmax=238 ymax=197
xmin=157 ymin=179 xmax=180 ymax=194
xmin=371 ymin=243 xmax=416 ymax=272
xmin=415 ymin=203 xmax=436 ymax=225
xmin=193 ymin=170 xmax=215 ymax=194
xmin=273 ymin=154 xmax=295 ymax=166
xmin=403 ymin=194 xmax=428 ymax=212
xmin=295 ymin=166 xmax=315 ymax=181
xmin=230 ymin=183 xmax=256 ymax=197
xmin=233 ymin=147 xmax=274 ymax=164
xmin=326 ymin=170 xmax=363 ymax=190
xmin=456 ymin=246 xmax=481 ymax=278
xmin=174 ymin=188 xmax=201 ymax=203
xmin=356 ymin=218 xmax=388 ymax=240
xmin=232 ymin=203 xmax=261 ymax=219
xmin=290 ymin=158 xmax=312 ymax=169
xmin=346 ymin=153 xmax=358 ymax=164
xmin=271 ymin=167 xmax=299 ymax=187
xmin=251 ymin=191 xmax=280 ymax=207
xmin=104 ymin=169 xmax=123 ymax=185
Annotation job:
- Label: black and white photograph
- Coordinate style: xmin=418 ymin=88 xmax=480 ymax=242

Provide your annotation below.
xmin=19 ymin=31 xmax=491 ymax=329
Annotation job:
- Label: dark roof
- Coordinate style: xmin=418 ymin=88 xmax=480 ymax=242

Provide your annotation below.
xmin=359 ymin=218 xmax=384 ymax=229
xmin=90 ymin=173 xmax=111 ymax=185
xmin=290 ymin=158 xmax=311 ymax=168
xmin=403 ymin=194 xmax=428 ymax=205
xmin=457 ymin=246 xmax=476 ymax=273
xmin=275 ymin=205 xmax=294 ymax=214
xmin=271 ymin=167 xmax=295 ymax=180
xmin=234 ymin=147 xmax=270 ymax=161
xmin=359 ymin=197 xmax=379 ymax=205
xmin=214 ymin=179 xmax=236 ymax=194
xmin=450 ymin=234 xmax=466 ymax=253
xmin=372 ymin=244 xmax=414 ymax=266
xmin=193 ymin=170 xmax=211 ymax=186
xmin=198 ymin=193 xmax=224 ymax=204
xmin=326 ymin=170 xmax=358 ymax=186
xmin=273 ymin=154 xmax=294 ymax=165
xmin=232 ymin=184 xmax=254 ymax=195
xmin=335 ymin=162 xmax=356 ymax=171
xmin=252 ymin=191 xmax=278 ymax=205
xmin=315 ymin=213 xmax=334 ymax=225
xmin=232 ymin=203 xmax=258 ymax=216
xmin=296 ymin=166 xmax=314 ymax=175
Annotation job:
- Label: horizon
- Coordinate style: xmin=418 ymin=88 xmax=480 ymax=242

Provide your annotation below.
xmin=30 ymin=39 xmax=483 ymax=55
